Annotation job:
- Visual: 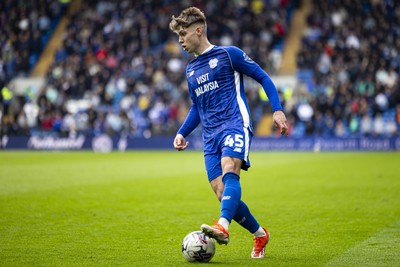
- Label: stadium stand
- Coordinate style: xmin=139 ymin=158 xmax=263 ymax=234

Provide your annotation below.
xmin=0 ymin=0 xmax=69 ymax=136
xmin=1 ymin=0 xmax=294 ymax=138
xmin=293 ymin=0 xmax=399 ymax=137
xmin=0 ymin=0 xmax=67 ymax=81
xmin=1 ymin=0 xmax=398 ymax=140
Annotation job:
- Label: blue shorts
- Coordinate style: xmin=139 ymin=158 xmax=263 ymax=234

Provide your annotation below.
xmin=203 ymin=127 xmax=252 ymax=182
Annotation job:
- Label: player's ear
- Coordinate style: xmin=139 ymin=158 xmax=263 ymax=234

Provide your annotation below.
xmin=196 ymin=25 xmax=204 ymax=36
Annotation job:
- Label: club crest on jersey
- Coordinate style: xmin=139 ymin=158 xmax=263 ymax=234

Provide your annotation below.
xmin=209 ymin=58 xmax=218 ymax=69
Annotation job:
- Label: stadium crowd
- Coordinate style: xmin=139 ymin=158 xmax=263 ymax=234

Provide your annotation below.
xmin=294 ymin=0 xmax=400 ymax=137
xmin=0 ymin=0 xmax=67 ymax=81
xmin=1 ymin=0 xmax=399 ymax=139
xmin=2 ymin=0 xmax=293 ymax=138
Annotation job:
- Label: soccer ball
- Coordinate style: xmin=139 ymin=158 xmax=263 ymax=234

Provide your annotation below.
xmin=182 ymin=231 xmax=215 ymax=263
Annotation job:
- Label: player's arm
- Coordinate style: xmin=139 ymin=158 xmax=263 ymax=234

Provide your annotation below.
xmin=173 ymin=103 xmax=201 ymax=151
xmin=226 ymin=46 xmax=288 ymax=135
xmin=252 ymin=71 xmax=288 ymax=135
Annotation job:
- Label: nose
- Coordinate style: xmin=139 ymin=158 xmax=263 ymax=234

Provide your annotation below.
xmin=179 ymin=36 xmax=184 ymax=44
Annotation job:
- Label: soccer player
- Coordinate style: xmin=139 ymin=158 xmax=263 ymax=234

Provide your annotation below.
xmin=170 ymin=7 xmax=288 ymax=259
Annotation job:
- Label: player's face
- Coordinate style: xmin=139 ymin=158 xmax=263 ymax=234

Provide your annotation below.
xmin=177 ymin=24 xmax=201 ymax=54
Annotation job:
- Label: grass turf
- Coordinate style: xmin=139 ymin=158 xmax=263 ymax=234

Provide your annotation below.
xmin=0 ymin=151 xmax=399 ymax=266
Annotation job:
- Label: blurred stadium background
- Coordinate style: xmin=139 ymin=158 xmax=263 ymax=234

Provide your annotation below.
xmin=0 ymin=0 xmax=399 ymax=151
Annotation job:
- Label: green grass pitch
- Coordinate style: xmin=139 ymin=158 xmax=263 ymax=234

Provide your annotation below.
xmin=0 ymin=151 xmax=399 ymax=266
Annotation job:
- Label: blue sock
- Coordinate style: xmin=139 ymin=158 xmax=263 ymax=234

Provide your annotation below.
xmin=220 ymin=172 xmax=241 ymax=223
xmin=233 ymin=200 xmax=260 ymax=234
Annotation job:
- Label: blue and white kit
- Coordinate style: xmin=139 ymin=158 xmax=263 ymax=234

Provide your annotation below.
xmin=177 ymin=45 xmax=283 ymax=180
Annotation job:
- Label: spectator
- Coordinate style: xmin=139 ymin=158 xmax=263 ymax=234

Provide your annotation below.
xmin=294 ymin=0 xmax=399 ymax=137
xmin=30 ymin=0 xmax=293 ymax=138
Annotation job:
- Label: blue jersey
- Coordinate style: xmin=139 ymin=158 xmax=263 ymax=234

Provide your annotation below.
xmin=178 ymin=45 xmax=282 ymax=142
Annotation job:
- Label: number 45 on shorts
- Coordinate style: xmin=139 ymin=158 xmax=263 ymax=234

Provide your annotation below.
xmin=224 ymin=134 xmax=244 ymax=148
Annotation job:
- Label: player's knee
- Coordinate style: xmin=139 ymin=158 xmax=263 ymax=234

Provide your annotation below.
xmin=221 ymin=157 xmax=242 ymax=174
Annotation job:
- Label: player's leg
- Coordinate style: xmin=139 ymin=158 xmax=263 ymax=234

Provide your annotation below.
xmin=201 ymin=128 xmax=269 ymax=255
xmin=201 ymin=156 xmax=248 ymax=245
xmin=201 ymin=129 xmax=244 ymax=244
xmin=219 ymin=156 xmax=242 ymax=230
xmin=217 ymin=127 xmax=251 ymax=233
xmin=218 ymin=128 xmax=269 ymax=257
xmin=233 ymin=200 xmax=270 ymax=258
xmin=204 ymin=170 xmax=269 ymax=256
xmin=208 ymin=176 xmax=262 ymax=234
xmin=206 ymin=176 xmax=269 ymax=255
xmin=201 ymin=152 xmax=231 ymax=245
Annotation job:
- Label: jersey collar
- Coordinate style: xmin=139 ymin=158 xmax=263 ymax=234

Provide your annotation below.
xmin=195 ymin=45 xmax=214 ymax=57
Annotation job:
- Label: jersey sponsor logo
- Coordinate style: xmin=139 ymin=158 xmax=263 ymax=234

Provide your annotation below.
xmin=194 ymin=81 xmax=219 ymax=96
xmin=189 ymin=70 xmax=195 ymax=77
xmin=196 ymin=73 xmax=209 ymax=84
xmin=209 ymin=58 xmax=218 ymax=69
xmin=194 ymin=72 xmax=220 ymax=96
xmin=243 ymin=52 xmax=254 ymax=63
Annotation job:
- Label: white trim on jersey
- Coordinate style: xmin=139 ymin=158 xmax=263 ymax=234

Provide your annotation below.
xmin=244 ymin=126 xmax=250 ymax=163
xmin=234 ymin=71 xmax=250 ymax=128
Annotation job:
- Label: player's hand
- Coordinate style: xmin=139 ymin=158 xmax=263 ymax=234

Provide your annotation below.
xmin=173 ymin=134 xmax=189 ymax=151
xmin=273 ymin=110 xmax=288 ymax=136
